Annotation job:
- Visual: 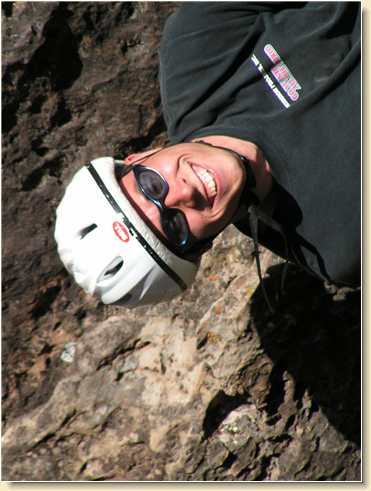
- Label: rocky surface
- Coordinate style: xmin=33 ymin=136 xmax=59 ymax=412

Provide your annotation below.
xmin=2 ymin=2 xmax=361 ymax=481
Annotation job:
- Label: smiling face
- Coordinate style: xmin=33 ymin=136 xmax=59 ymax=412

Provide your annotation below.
xmin=118 ymin=142 xmax=247 ymax=251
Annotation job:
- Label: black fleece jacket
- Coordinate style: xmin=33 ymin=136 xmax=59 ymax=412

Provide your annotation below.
xmin=159 ymin=2 xmax=361 ymax=286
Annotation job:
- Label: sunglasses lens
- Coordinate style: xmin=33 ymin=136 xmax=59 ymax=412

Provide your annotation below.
xmin=133 ymin=165 xmax=190 ymax=249
xmin=137 ymin=169 xmax=166 ymax=200
xmin=163 ymin=209 xmax=189 ymax=247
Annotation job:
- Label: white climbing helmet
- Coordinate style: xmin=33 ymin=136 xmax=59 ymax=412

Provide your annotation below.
xmin=54 ymin=157 xmax=199 ymax=307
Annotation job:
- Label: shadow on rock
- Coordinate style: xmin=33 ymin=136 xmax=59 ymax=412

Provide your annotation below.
xmin=249 ymin=263 xmax=361 ymax=446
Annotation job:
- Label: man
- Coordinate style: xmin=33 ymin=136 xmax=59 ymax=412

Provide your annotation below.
xmin=55 ymin=2 xmax=361 ymax=308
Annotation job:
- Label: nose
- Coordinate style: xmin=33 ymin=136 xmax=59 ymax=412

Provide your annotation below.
xmin=164 ymin=177 xmax=199 ymax=209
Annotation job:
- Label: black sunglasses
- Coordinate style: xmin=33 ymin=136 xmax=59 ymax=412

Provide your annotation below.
xmin=124 ymin=164 xmax=191 ymax=250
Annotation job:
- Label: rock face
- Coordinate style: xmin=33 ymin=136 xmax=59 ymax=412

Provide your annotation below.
xmin=2 ymin=2 xmax=361 ymax=481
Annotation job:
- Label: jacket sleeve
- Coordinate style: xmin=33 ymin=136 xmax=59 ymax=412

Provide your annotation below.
xmin=161 ymin=2 xmax=307 ymax=44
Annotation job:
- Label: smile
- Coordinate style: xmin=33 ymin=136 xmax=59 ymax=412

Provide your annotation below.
xmin=191 ymin=164 xmax=217 ymax=204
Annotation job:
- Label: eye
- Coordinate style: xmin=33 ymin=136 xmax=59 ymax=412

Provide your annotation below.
xmin=166 ymin=212 xmax=189 ymax=244
xmin=138 ymin=171 xmax=165 ymax=200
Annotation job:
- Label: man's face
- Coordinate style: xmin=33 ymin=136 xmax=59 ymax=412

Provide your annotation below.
xmin=119 ymin=142 xmax=247 ymax=249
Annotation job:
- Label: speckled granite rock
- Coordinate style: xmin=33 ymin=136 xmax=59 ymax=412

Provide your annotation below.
xmin=2 ymin=1 xmax=361 ymax=481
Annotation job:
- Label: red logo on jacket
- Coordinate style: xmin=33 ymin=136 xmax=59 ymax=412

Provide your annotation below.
xmin=113 ymin=221 xmax=130 ymax=243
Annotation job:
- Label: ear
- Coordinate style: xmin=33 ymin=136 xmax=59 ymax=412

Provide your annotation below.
xmin=125 ymin=147 xmax=163 ymax=164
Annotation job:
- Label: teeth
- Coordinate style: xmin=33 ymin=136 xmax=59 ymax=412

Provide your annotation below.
xmin=194 ymin=167 xmax=217 ymax=198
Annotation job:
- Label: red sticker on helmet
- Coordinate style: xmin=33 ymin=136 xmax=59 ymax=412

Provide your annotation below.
xmin=113 ymin=221 xmax=130 ymax=243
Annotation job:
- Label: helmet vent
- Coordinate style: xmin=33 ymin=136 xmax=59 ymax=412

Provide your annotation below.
xmin=100 ymin=257 xmax=124 ymax=281
xmin=80 ymin=224 xmax=97 ymax=239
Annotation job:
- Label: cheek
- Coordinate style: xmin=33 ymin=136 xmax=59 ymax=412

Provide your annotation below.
xmin=186 ymin=193 xmax=242 ymax=240
xmin=153 ymin=157 xmax=176 ymax=176
xmin=186 ymin=210 xmax=226 ymax=240
xmin=185 ymin=211 xmax=209 ymax=239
